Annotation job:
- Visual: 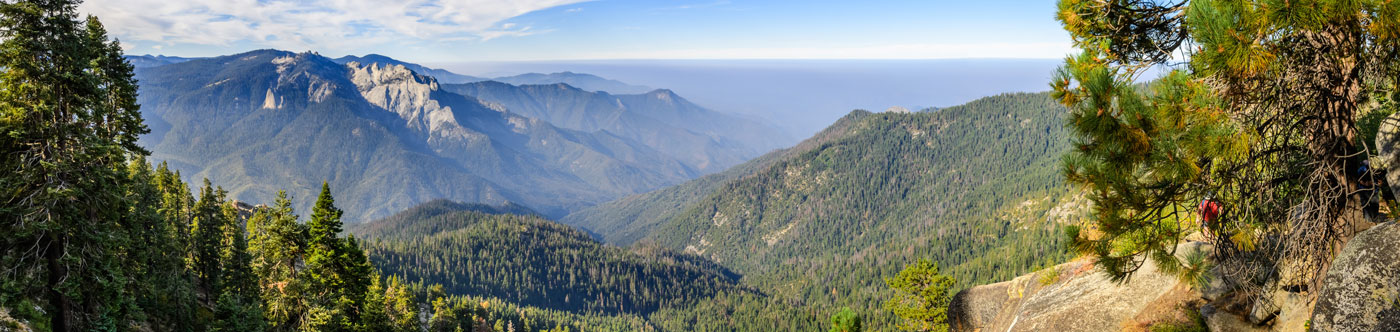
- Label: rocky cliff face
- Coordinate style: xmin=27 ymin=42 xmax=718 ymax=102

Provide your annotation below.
xmin=348 ymin=61 xmax=478 ymax=143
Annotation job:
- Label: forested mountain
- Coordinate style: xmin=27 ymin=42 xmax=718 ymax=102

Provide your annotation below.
xmin=351 ymin=200 xmax=754 ymax=316
xmin=563 ymin=110 xmax=878 ymax=245
xmin=567 ymin=92 xmax=1083 ymax=330
xmin=491 ymin=71 xmax=654 ymax=94
xmin=134 ymin=50 xmax=699 ymax=220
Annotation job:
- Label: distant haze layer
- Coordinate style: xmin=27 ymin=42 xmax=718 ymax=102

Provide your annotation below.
xmin=434 ymin=59 xmax=1062 ymax=136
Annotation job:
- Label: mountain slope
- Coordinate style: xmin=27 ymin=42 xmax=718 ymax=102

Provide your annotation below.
xmin=444 ymin=81 xmax=791 ymax=172
xmin=135 ymin=50 xmax=697 ymax=220
xmin=492 ymin=71 xmax=653 ymax=94
xmin=352 ymin=200 xmax=753 ymax=316
xmin=646 ymin=91 xmax=1075 ymax=284
xmin=564 ymin=110 xmax=877 ymax=245
xmin=578 ymin=92 xmax=1082 ymax=330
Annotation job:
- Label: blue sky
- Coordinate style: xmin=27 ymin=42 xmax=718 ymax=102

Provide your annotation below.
xmin=80 ymin=0 xmax=1071 ymax=63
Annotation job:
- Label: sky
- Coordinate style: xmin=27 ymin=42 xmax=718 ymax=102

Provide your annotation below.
xmin=80 ymin=0 xmax=1073 ymax=63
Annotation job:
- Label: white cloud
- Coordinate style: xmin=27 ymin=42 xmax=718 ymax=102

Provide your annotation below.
xmin=78 ymin=0 xmax=588 ymax=53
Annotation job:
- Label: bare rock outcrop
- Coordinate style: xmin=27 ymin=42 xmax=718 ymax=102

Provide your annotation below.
xmin=949 ymin=243 xmax=1210 ymax=331
xmin=1376 ymin=112 xmax=1400 ymax=197
xmin=1310 ymin=221 xmax=1400 ymax=332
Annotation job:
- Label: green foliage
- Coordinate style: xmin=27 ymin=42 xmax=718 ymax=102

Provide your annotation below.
xmin=565 ymin=110 xmax=877 ymax=245
xmin=355 ymin=201 xmax=753 ymax=316
xmin=1052 ymin=53 xmax=1238 ymax=282
xmin=633 ymin=93 xmax=1076 ymax=330
xmin=1055 ymin=0 xmax=1400 ymax=292
xmin=884 ymin=259 xmax=954 ymax=332
xmin=247 ymin=191 xmax=309 ymax=331
xmin=0 ymin=0 xmax=152 ymax=329
xmin=829 ymin=307 xmax=862 ymax=332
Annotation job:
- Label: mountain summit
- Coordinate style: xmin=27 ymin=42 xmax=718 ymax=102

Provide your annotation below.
xmin=136 ymin=50 xmax=698 ymax=220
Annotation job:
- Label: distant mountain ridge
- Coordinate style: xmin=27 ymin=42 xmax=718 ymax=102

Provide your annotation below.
xmin=491 ymin=71 xmax=654 ymax=94
xmin=134 ymin=49 xmax=700 ymax=220
xmin=125 ymin=54 xmax=197 ymax=68
xmin=331 ymin=54 xmax=791 ymax=172
xmin=444 ymin=81 xmax=790 ymax=173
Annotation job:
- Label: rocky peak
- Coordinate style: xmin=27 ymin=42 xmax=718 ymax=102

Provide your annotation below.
xmin=647 ymin=89 xmax=678 ymax=103
xmin=345 ymin=61 xmax=468 ymax=140
xmin=347 ymin=61 xmax=440 ymax=91
xmin=246 ymin=51 xmax=347 ymax=109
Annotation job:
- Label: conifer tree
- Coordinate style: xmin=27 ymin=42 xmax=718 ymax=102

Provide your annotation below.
xmin=250 ymin=192 xmax=309 ymax=331
xmin=191 ymin=179 xmax=228 ymax=296
xmin=307 ymin=182 xmax=347 ymax=293
xmin=383 ymin=276 xmax=420 ymax=332
xmin=828 ymin=307 xmax=862 ymax=332
xmin=1054 ymin=0 xmax=1400 ymax=296
xmin=215 ymin=199 xmax=266 ymax=332
xmin=883 ymin=259 xmax=954 ymax=332
xmin=304 ymin=182 xmax=373 ymax=331
xmin=359 ymin=271 xmax=392 ymax=332
xmin=0 ymin=0 xmax=148 ymax=329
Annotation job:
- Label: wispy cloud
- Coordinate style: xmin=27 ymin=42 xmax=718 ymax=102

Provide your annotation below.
xmin=78 ymin=0 xmax=589 ymax=53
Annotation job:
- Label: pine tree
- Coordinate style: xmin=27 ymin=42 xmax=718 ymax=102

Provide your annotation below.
xmin=883 ymin=259 xmax=954 ymax=332
xmin=1054 ymin=0 xmax=1400 ymax=294
xmin=428 ymin=297 xmax=460 ymax=332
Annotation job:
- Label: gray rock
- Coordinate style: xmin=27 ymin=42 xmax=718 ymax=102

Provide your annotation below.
xmin=1377 ymin=112 xmax=1400 ymax=196
xmin=948 ymin=243 xmax=1207 ymax=331
xmin=1199 ymin=266 xmax=1233 ymax=302
xmin=1310 ymin=222 xmax=1400 ymax=332
xmin=1206 ymin=308 xmax=1270 ymax=332
xmin=1270 ymin=289 xmax=1311 ymax=332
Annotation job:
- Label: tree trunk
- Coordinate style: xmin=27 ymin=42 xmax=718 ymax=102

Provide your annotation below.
xmin=46 ymin=233 xmax=70 ymax=332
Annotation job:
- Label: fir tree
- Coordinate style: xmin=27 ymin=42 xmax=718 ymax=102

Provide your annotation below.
xmin=250 ymin=192 xmax=309 ymax=331
xmin=0 ymin=0 xmax=148 ymax=329
xmin=191 ymin=179 xmax=228 ymax=297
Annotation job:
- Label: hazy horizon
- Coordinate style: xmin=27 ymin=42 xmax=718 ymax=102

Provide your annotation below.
xmin=435 ymin=58 xmax=1063 ymax=136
